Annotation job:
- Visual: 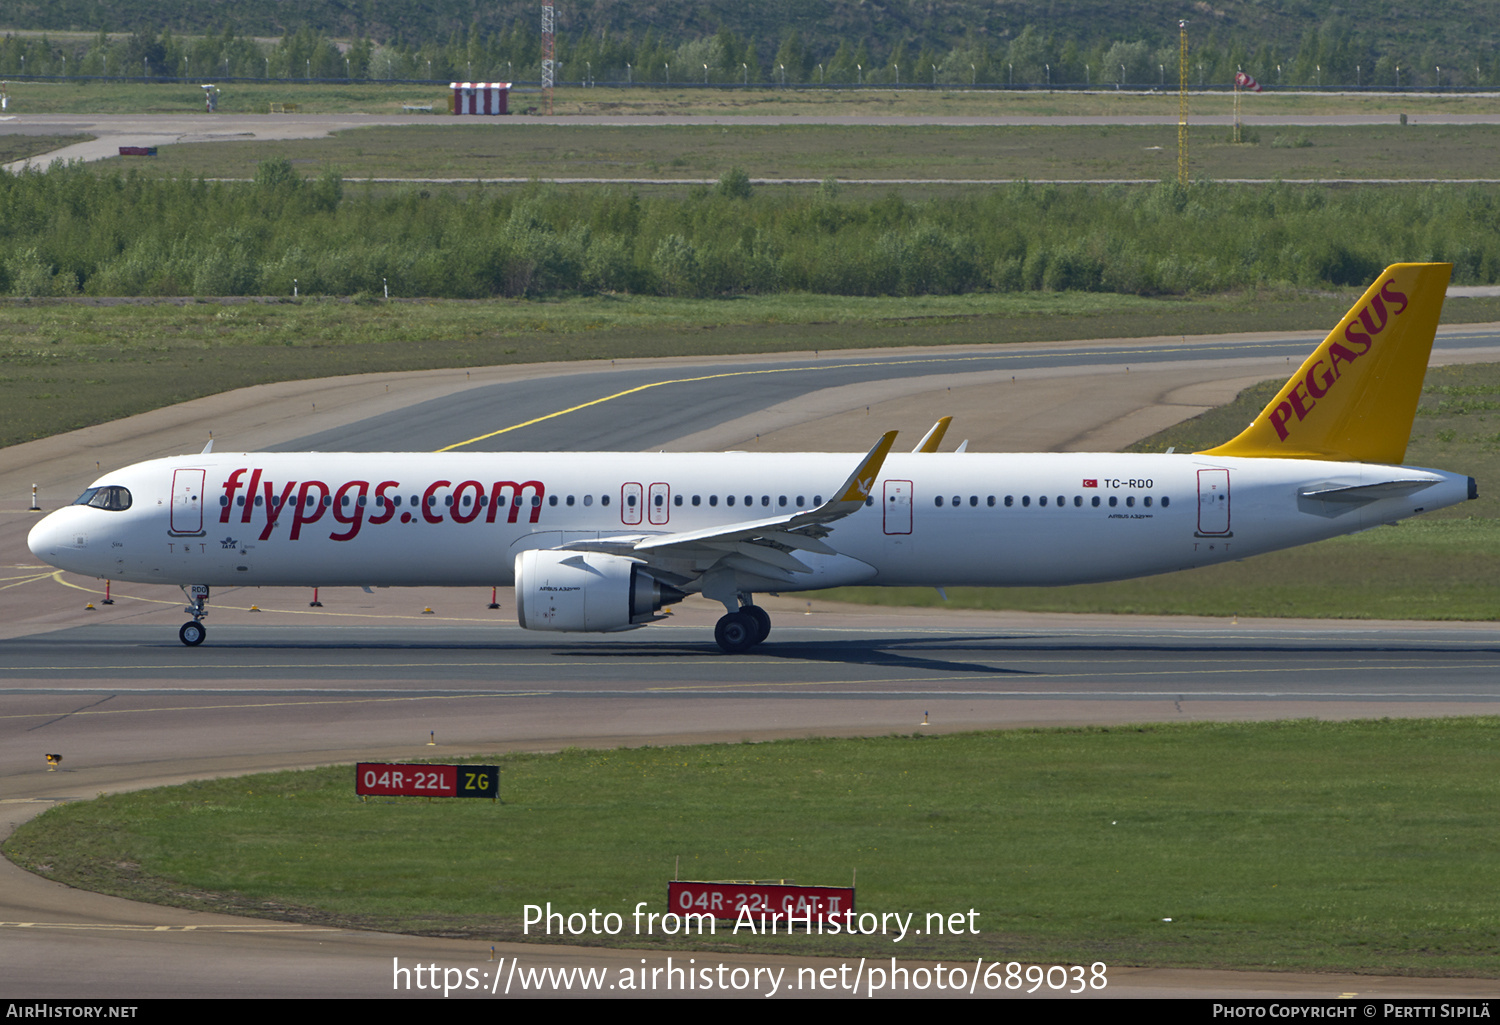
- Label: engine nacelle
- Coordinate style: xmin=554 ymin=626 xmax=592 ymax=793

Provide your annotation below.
xmin=515 ymin=550 xmax=687 ymax=632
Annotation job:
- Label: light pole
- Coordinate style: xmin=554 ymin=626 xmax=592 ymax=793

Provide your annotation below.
xmin=971 ymin=63 xmax=975 ymax=85
xmin=1046 ymin=63 xmax=1051 ymax=88
xmin=856 ymin=64 xmax=862 ymax=85
xmin=664 ymin=62 xmax=668 ymax=85
xmin=1396 ymin=65 xmax=1401 ymax=89
xmin=742 ymin=63 xmax=747 ymax=85
xmin=1316 ymin=64 xmax=1321 ymax=88
xmin=932 ymin=63 xmax=936 ymax=86
xmin=1119 ymin=63 xmax=1124 ymax=86
xmin=1086 ymin=63 xmax=1090 ymax=86
xmin=626 ymin=63 xmax=631 ymax=84
xmin=779 ymin=63 xmax=785 ymax=86
xmin=1159 ymin=63 xmax=1164 ymax=87
xmin=703 ymin=63 xmax=708 ymax=84
xmin=306 ymin=59 xmax=310 ymax=80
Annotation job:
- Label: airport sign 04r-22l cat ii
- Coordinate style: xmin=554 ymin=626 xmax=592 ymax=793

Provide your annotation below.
xmin=28 ymin=263 xmax=1476 ymax=652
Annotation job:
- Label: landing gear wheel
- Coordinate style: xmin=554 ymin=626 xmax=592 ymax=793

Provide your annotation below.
xmin=179 ymin=621 xmax=206 ymax=647
xmin=743 ymin=605 xmax=771 ymax=644
xmin=714 ymin=612 xmax=758 ymax=654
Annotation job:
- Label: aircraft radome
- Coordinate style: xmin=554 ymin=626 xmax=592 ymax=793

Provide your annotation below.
xmin=28 ymin=263 xmax=1477 ymax=653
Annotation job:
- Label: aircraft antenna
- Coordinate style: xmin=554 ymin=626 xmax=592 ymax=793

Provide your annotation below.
xmin=1177 ymin=20 xmax=1189 ymax=186
xmin=541 ymin=3 xmax=556 ymax=115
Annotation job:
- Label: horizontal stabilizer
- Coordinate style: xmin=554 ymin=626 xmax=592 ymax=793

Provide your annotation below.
xmin=1299 ymin=479 xmax=1438 ymax=502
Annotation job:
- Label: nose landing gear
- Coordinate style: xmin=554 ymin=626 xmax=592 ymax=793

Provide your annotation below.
xmin=179 ymin=584 xmax=209 ymax=646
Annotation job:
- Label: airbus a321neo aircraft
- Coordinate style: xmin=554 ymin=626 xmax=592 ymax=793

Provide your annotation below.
xmin=29 ymin=263 xmax=1477 ymax=652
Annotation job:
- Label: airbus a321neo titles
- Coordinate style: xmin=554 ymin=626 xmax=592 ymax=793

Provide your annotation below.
xmin=29 ymin=263 xmax=1477 ymax=652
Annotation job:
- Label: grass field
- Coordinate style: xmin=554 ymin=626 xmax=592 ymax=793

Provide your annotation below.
xmin=102 ymin=121 xmax=1500 ymax=184
xmin=7 ymin=719 xmax=1500 ymax=973
xmin=0 ymin=132 xmax=91 ymax=164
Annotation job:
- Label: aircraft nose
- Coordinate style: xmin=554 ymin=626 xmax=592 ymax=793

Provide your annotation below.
xmin=27 ymin=510 xmax=74 ymax=562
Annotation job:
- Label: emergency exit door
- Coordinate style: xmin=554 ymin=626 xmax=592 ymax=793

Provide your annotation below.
xmin=1196 ymin=468 xmax=1231 ymax=536
xmin=883 ymin=480 xmax=912 ymax=534
xmin=170 ymin=468 xmax=206 ymax=536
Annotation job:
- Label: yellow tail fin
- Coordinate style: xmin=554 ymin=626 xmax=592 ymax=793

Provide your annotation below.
xmin=1200 ymin=262 xmax=1451 ymax=464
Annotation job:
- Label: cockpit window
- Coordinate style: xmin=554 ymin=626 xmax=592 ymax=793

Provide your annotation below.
xmin=73 ymin=486 xmax=132 ymax=511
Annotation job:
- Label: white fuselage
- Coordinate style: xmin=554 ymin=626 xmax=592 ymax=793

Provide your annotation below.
xmin=27 ymin=451 xmax=1474 ymax=593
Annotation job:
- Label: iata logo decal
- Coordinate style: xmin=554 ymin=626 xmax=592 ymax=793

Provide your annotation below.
xmin=1268 ymin=279 xmax=1408 ymax=441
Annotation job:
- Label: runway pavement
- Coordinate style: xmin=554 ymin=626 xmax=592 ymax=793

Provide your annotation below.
xmin=3 ymin=328 xmax=1499 ymax=998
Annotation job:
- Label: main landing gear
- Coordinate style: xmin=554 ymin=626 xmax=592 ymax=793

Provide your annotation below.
xmin=179 ymin=584 xmax=209 ymax=646
xmin=714 ymin=600 xmax=772 ymax=654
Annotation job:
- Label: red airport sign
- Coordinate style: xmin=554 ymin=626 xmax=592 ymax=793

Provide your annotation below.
xmin=668 ymin=881 xmax=855 ymax=923
xmin=356 ymin=763 xmax=498 ymax=799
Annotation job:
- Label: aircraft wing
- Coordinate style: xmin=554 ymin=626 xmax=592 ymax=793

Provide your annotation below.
xmin=559 ymin=431 xmax=898 ymax=581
